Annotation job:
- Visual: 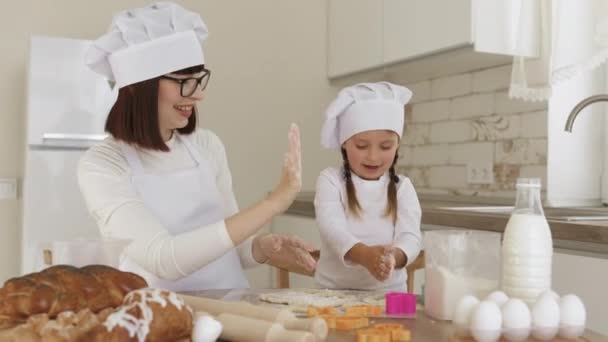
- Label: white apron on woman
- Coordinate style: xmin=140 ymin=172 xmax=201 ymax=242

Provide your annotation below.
xmin=119 ymin=133 xmax=249 ymax=291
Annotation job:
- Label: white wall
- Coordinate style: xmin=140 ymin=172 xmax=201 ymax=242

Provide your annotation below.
xmin=0 ymin=0 xmax=354 ymax=286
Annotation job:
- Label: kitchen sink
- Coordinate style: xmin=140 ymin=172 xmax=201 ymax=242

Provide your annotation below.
xmin=437 ymin=206 xmax=608 ymax=221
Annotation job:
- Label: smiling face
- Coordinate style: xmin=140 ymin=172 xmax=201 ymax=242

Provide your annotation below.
xmin=157 ymin=72 xmax=206 ymax=140
xmin=342 ymin=130 xmax=399 ymax=180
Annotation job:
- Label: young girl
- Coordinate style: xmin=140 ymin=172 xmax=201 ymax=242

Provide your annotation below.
xmin=314 ymin=82 xmax=422 ymax=292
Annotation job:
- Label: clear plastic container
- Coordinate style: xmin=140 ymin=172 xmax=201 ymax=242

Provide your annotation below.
xmin=48 ymin=238 xmax=131 ymax=268
xmin=424 ymin=230 xmax=501 ymax=320
xmin=501 ymin=178 xmax=553 ymax=306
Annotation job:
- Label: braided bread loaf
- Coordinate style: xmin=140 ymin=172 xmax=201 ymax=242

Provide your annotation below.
xmin=0 ymin=265 xmax=147 ymax=329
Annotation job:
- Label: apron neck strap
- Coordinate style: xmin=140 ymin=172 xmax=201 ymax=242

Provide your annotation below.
xmin=120 ymin=132 xmax=204 ymax=173
xmin=120 ymin=142 xmax=144 ymax=174
xmin=178 ymin=133 xmax=204 ymax=165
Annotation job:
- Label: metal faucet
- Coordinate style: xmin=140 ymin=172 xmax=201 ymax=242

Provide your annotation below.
xmin=564 ymin=94 xmax=608 ymax=132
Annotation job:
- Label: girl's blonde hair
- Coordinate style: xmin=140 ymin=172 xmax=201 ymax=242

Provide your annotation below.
xmin=341 ymin=149 xmax=399 ymax=225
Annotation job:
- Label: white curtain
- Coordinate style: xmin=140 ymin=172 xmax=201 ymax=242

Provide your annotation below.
xmin=509 ymin=0 xmax=608 ymax=101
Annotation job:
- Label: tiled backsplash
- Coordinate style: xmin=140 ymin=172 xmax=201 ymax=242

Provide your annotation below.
xmin=390 ymin=64 xmax=548 ymax=198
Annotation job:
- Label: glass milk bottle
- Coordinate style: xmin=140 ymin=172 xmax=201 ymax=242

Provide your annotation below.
xmin=501 ymin=178 xmax=553 ymax=305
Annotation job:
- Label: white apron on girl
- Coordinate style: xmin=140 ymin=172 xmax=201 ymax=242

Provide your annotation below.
xmin=119 ymin=133 xmax=249 ymax=291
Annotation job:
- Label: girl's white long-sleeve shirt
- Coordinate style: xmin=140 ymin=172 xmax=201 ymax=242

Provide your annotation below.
xmin=77 ymin=128 xmax=259 ymax=281
xmin=313 ymin=167 xmax=422 ymax=291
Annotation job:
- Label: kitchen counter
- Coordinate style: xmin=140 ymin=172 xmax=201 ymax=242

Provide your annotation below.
xmin=183 ymin=288 xmax=608 ymax=342
xmin=285 ymin=192 xmax=608 ymax=256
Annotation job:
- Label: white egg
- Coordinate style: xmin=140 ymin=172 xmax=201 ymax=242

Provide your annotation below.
xmin=486 ymin=290 xmax=509 ymax=307
xmin=537 ymin=289 xmax=560 ymax=303
xmin=192 ymin=315 xmax=223 ymax=342
xmin=470 ymin=301 xmax=502 ymax=342
xmin=501 ymin=298 xmax=531 ymax=342
xmin=559 ymin=294 xmax=586 ymax=339
xmin=453 ymin=295 xmax=480 ymax=337
xmin=531 ymin=295 xmax=560 ymax=341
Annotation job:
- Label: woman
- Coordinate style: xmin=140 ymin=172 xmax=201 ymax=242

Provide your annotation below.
xmin=78 ymin=2 xmax=315 ymax=290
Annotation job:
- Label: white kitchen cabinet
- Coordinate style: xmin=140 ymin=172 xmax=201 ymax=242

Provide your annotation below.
xmin=383 ymin=0 xmax=472 ymax=65
xmin=553 ymin=250 xmax=608 ymax=335
xmin=327 ymin=0 xmax=536 ymax=80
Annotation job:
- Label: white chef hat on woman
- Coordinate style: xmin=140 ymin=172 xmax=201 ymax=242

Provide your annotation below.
xmin=86 ymin=1 xmax=208 ymax=88
xmin=321 ymin=82 xmax=412 ymax=150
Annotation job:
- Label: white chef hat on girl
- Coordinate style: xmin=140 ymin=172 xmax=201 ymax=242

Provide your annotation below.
xmin=86 ymin=1 xmax=208 ymax=88
xmin=321 ymin=82 xmax=412 ymax=150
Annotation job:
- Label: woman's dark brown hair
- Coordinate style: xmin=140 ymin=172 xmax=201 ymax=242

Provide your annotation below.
xmin=105 ymin=64 xmax=205 ymax=151
xmin=342 ymin=148 xmax=400 ymax=225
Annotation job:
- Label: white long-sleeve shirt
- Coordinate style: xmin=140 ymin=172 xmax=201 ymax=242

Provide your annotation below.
xmin=313 ymin=167 xmax=422 ymax=291
xmin=77 ymin=128 xmax=259 ymax=281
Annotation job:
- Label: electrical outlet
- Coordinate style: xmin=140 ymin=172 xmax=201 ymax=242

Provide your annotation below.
xmin=466 ymin=162 xmax=494 ymax=184
xmin=0 ymin=178 xmax=17 ymax=199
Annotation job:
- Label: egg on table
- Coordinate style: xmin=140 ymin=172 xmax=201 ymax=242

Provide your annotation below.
xmin=453 ymin=295 xmax=480 ymax=337
xmin=559 ymin=294 xmax=586 ymax=339
xmin=485 ymin=290 xmax=509 ymax=308
xmin=531 ymin=294 xmax=560 ymax=341
xmin=470 ymin=300 xmax=502 ymax=342
xmin=501 ymin=298 xmax=531 ymax=342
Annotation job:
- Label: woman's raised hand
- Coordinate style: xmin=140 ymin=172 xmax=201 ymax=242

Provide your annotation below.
xmin=267 ymin=123 xmax=302 ymax=214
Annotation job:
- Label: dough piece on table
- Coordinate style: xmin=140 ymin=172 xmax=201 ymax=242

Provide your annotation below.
xmin=372 ymin=323 xmax=411 ymax=342
xmin=317 ymin=315 xmax=337 ymax=329
xmin=344 ymin=305 xmax=383 ymax=317
xmin=356 ymin=328 xmax=391 ymax=342
xmin=259 ymin=291 xmax=346 ymax=308
xmin=307 ymin=306 xmax=337 ymax=317
xmin=334 ymin=317 xmax=369 ymax=331
xmin=389 ymin=328 xmax=411 ymax=342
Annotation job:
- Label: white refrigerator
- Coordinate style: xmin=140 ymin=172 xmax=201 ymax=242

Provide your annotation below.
xmin=21 ymin=36 xmax=116 ymax=274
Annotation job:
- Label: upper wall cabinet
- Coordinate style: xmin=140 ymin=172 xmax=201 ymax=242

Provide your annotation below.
xmin=327 ymin=0 xmax=539 ymax=80
xmin=327 ymin=0 xmax=384 ymax=78
xmin=383 ymin=0 xmax=472 ymax=65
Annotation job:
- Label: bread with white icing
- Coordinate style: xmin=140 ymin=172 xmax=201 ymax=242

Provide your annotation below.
xmin=83 ymin=288 xmax=193 ymax=342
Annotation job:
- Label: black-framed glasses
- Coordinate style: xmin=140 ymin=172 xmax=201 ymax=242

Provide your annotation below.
xmin=160 ymin=69 xmax=211 ymax=97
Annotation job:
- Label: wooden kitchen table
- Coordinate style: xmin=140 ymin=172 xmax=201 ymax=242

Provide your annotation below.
xmin=182 ymin=289 xmax=608 ymax=342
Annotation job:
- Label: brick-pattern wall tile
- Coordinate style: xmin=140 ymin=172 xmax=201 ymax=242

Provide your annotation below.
xmin=472 ymin=114 xmax=521 ymax=141
xmin=431 ymin=73 xmax=472 ymax=99
xmin=411 ymin=100 xmax=450 ymax=123
xmin=403 ymin=123 xmax=430 ymax=146
xmin=451 ymin=93 xmax=495 ymax=119
xmin=520 ymin=110 xmax=548 ymax=138
xmin=495 ymin=91 xmax=547 ymax=114
xmin=414 ymin=188 xmax=452 ymax=196
xmin=410 ymin=145 xmax=450 ymax=166
xmin=494 ymin=164 xmax=521 ymax=190
xmin=430 ymin=121 xmax=474 ymax=143
xmin=520 ymin=165 xmax=548 ymax=189
xmin=397 ymin=166 xmax=430 ymax=188
xmin=496 ymin=139 xmax=548 ymax=164
xmin=428 ymin=166 xmax=467 ymax=188
xmin=389 ymin=64 xmax=549 ymax=197
xmin=472 ymin=65 xmax=512 ymax=92
xmin=405 ymin=81 xmax=431 ymax=103
xmin=449 ymin=142 xmax=494 ymax=164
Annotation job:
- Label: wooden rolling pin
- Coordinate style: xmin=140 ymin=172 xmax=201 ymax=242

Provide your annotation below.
xmin=180 ymin=295 xmax=295 ymax=323
xmin=283 ymin=317 xmax=328 ymax=341
xmin=216 ymin=313 xmax=314 ymax=342
xmin=179 ymin=294 xmax=328 ymax=341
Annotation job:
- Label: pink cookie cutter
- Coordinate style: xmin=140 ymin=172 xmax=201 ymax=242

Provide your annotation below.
xmin=385 ymin=292 xmax=417 ymax=315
